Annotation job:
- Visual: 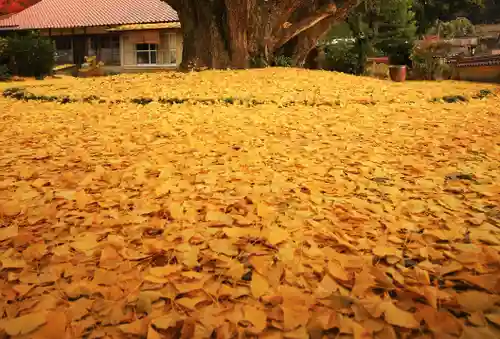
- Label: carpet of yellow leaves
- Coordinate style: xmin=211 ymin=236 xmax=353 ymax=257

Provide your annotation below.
xmin=0 ymin=69 xmax=499 ymax=338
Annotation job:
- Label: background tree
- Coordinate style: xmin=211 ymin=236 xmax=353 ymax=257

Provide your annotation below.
xmin=469 ymin=0 xmax=500 ymax=24
xmin=427 ymin=17 xmax=476 ymax=39
xmin=412 ymin=0 xmax=484 ymax=35
xmin=323 ymin=0 xmax=415 ymax=73
xmin=164 ymin=0 xmax=359 ymax=70
xmin=374 ymin=0 xmax=416 ymax=64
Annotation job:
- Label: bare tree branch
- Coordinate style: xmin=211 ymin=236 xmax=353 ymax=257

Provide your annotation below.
xmin=272 ymin=2 xmax=338 ymax=50
xmin=270 ymin=0 xmax=310 ymax=36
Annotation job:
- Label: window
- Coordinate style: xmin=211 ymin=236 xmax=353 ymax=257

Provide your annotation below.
xmin=160 ymin=32 xmax=177 ymax=65
xmin=52 ymin=37 xmax=73 ymax=64
xmin=136 ymin=43 xmax=158 ymax=65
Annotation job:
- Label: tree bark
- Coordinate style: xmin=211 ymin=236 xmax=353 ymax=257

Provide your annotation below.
xmin=271 ymin=3 xmax=337 ymax=51
xmin=165 ymin=0 xmax=358 ymax=70
xmin=284 ymin=0 xmax=361 ymax=67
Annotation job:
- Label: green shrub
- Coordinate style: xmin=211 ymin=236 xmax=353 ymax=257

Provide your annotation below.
xmin=322 ymin=39 xmax=358 ymax=74
xmin=274 ymin=55 xmax=292 ymax=67
xmin=411 ymin=40 xmax=452 ymax=80
xmin=0 ymin=64 xmax=10 ymax=81
xmin=250 ymin=55 xmax=268 ymax=68
xmin=377 ymin=38 xmax=413 ymax=67
xmin=5 ymin=32 xmax=55 ymax=77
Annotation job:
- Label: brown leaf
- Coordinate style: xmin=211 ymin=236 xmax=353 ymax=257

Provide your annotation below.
xmin=439 ymin=261 xmax=463 ymax=276
xmin=0 ymin=225 xmax=18 ymax=241
xmin=99 ymin=245 xmax=121 ymax=263
xmin=266 ymin=226 xmax=289 ymax=246
xmin=314 ymin=274 xmax=339 ymax=298
xmin=31 ymin=311 xmax=67 ymax=339
xmin=0 ymin=312 xmax=47 ymax=336
xmin=456 ymin=291 xmax=498 ymax=312
xmin=249 ymin=255 xmax=271 ymax=276
xmin=176 ymin=296 xmax=206 ymax=310
xmin=486 ymin=313 xmax=500 ymax=326
xmin=0 ymin=200 xmax=21 ymax=216
xmin=118 ymin=318 xmax=150 ymax=336
xmin=168 ymin=202 xmax=185 ymax=220
xmin=147 ymin=326 xmax=163 ymax=339
xmin=208 ymin=239 xmax=238 ymax=256
xmin=71 ymin=234 xmax=100 ymax=252
xmin=327 ymin=261 xmax=349 ymax=281
xmin=206 ymin=210 xmax=233 ymax=225
xmin=69 ymin=298 xmax=94 ymax=321
xmin=380 ymin=301 xmax=419 ymax=328
xmin=1 ymin=257 xmax=26 ymax=269
xmin=149 ymin=265 xmax=182 ymax=277
xmin=373 ymin=245 xmax=402 ymax=259
xmin=251 ymin=272 xmax=270 ymax=298
xmin=227 ymin=261 xmax=246 ymax=281
xmin=243 ymin=304 xmax=267 ymax=333
xmin=136 ymin=293 xmax=153 ymax=314
xmin=152 ymin=313 xmax=179 ymax=330
xmin=13 ymin=284 xmax=34 ymax=297
xmin=352 ymin=269 xmax=376 ymax=297
xmin=75 ymin=190 xmax=91 ymax=210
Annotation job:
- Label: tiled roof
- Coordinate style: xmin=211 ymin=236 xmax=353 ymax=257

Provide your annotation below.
xmin=0 ymin=0 xmax=178 ymax=29
xmin=448 ymin=55 xmax=500 ymax=68
xmin=0 ymin=14 xmax=17 ymax=27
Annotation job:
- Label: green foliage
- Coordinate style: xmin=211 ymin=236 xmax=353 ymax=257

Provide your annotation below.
xmin=326 ymin=0 xmax=416 ymax=71
xmin=371 ymin=0 xmax=416 ymax=65
xmin=322 ymin=40 xmax=358 ymax=74
xmin=413 ymin=0 xmax=484 ymax=34
xmin=3 ymin=32 xmax=55 ymax=77
xmin=473 ymin=89 xmax=494 ymax=99
xmin=427 ymin=17 xmax=475 ymax=38
xmin=0 ymin=37 xmax=10 ymax=80
xmin=273 ymin=55 xmax=292 ymax=67
xmin=411 ymin=40 xmax=452 ymax=79
xmin=0 ymin=37 xmax=7 ymax=56
xmin=0 ymin=64 xmax=10 ymax=81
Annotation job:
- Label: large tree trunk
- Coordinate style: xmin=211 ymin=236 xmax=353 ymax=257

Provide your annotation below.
xmin=166 ymin=0 xmax=358 ymax=70
xmin=171 ymin=0 xmax=231 ymax=69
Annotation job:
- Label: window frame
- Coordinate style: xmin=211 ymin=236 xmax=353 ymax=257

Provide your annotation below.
xmin=162 ymin=32 xmax=177 ymax=66
xmin=135 ymin=43 xmax=158 ymax=65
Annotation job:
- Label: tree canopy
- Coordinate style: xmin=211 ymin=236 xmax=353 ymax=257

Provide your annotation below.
xmin=412 ymin=0 xmax=484 ymax=34
xmin=0 ymin=0 xmax=40 ymax=15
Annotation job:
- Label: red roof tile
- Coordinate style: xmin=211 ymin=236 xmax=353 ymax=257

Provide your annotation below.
xmin=0 ymin=0 xmax=178 ymax=29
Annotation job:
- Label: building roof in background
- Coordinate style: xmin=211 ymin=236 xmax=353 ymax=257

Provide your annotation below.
xmin=0 ymin=0 xmax=178 ymax=29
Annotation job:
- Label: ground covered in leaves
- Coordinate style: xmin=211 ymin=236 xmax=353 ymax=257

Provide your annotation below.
xmin=0 ymin=69 xmax=499 ymax=339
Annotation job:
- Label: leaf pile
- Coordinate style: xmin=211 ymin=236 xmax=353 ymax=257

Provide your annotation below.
xmin=0 ymin=69 xmax=499 ymax=338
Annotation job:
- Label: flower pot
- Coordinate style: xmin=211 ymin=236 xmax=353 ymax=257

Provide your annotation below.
xmin=389 ymin=65 xmax=407 ymax=82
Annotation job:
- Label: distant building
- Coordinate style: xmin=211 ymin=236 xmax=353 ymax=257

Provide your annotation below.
xmin=0 ymin=0 xmax=182 ymax=73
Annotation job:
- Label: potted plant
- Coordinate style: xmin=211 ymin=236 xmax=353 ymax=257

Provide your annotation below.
xmin=387 ymin=40 xmax=411 ymax=82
